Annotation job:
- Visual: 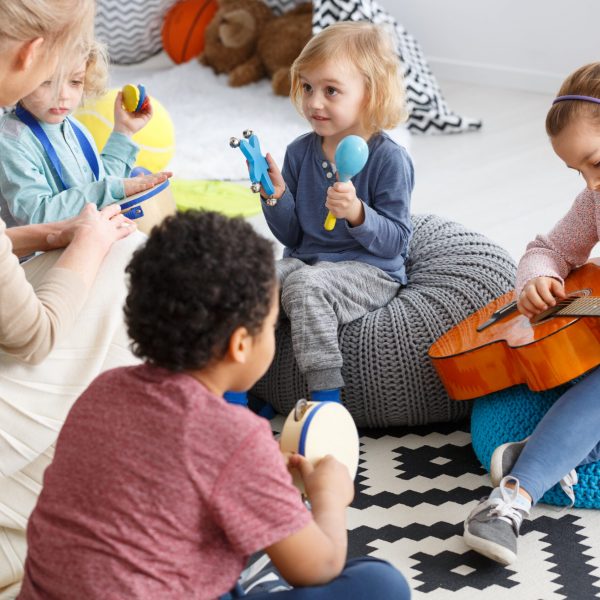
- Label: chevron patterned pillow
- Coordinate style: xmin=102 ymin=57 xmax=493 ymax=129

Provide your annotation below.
xmin=95 ymin=0 xmax=179 ymax=65
xmin=262 ymin=0 xmax=306 ymax=15
xmin=267 ymin=0 xmax=482 ymax=134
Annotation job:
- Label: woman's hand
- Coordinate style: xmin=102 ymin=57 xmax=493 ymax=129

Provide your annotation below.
xmin=262 ymin=153 xmax=286 ymax=200
xmin=113 ymin=91 xmax=153 ymax=137
xmin=518 ymin=276 xmax=567 ymax=318
xmin=46 ymin=203 xmax=136 ymax=251
xmin=123 ymin=171 xmax=172 ymax=198
xmin=326 ymin=180 xmax=364 ymax=227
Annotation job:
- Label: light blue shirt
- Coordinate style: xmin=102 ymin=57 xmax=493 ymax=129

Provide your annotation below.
xmin=0 ymin=111 xmax=139 ymax=226
xmin=262 ymin=132 xmax=414 ymax=283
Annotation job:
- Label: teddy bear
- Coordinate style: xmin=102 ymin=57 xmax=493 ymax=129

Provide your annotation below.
xmin=199 ymin=0 xmax=313 ymax=96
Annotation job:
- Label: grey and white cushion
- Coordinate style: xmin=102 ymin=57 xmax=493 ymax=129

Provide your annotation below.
xmin=251 ymin=214 xmax=516 ymax=427
xmin=95 ymin=0 xmax=178 ymax=65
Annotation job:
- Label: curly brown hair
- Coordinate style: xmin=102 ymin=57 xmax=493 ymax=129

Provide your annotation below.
xmin=124 ymin=210 xmax=277 ymax=372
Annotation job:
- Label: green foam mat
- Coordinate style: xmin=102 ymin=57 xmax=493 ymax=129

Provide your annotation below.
xmin=171 ymin=180 xmax=262 ymax=218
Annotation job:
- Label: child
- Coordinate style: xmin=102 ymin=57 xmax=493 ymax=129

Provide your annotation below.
xmin=17 ymin=211 xmax=410 ymax=599
xmin=464 ymin=62 xmax=600 ymax=566
xmin=259 ymin=22 xmax=413 ymax=403
xmin=0 ymin=38 xmax=167 ymax=227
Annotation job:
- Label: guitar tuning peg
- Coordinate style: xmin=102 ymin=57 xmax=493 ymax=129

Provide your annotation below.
xmin=250 ymin=182 xmax=261 ymax=193
xmin=229 ymin=137 xmax=240 ymax=148
xmin=243 ymin=129 xmax=253 ymax=139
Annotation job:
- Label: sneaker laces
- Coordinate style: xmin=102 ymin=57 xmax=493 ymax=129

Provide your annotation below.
xmin=469 ymin=476 xmax=528 ymax=533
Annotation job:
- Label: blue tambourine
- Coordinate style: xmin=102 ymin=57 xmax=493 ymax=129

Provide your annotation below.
xmin=120 ymin=167 xmax=176 ymax=235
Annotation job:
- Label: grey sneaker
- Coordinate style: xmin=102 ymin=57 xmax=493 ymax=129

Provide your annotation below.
xmin=464 ymin=476 xmax=531 ymax=565
xmin=490 ymin=438 xmax=578 ymax=507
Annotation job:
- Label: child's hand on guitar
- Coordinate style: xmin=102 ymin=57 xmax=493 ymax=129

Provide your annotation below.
xmin=518 ymin=276 xmax=567 ymax=318
xmin=288 ymin=453 xmax=354 ymax=507
xmin=262 ymin=153 xmax=286 ymax=201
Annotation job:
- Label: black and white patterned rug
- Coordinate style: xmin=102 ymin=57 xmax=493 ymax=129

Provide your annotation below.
xmin=348 ymin=421 xmax=600 ymax=600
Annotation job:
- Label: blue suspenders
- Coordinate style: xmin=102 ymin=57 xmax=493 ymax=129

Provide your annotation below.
xmin=15 ymin=105 xmax=100 ymax=191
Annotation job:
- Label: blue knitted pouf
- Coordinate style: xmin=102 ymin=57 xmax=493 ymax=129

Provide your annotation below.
xmin=471 ymin=385 xmax=600 ymax=508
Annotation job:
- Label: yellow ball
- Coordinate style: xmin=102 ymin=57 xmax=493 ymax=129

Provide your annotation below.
xmin=74 ymin=89 xmax=175 ymax=173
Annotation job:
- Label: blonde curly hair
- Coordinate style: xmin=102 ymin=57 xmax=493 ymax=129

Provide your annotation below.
xmin=290 ymin=21 xmax=408 ymax=134
xmin=81 ymin=40 xmax=109 ymax=100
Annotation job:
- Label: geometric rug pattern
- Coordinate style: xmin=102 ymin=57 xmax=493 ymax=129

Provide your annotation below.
xmin=349 ymin=422 xmax=600 ymax=599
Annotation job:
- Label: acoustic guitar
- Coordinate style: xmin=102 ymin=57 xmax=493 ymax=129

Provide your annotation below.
xmin=428 ymin=259 xmax=600 ymax=400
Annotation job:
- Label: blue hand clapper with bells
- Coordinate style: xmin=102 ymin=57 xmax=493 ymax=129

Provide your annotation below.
xmin=229 ymin=130 xmax=276 ymax=205
xmin=324 ymin=135 xmax=369 ymax=231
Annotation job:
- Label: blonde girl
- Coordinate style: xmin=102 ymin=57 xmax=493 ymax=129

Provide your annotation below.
xmin=257 ymin=22 xmax=413 ymax=404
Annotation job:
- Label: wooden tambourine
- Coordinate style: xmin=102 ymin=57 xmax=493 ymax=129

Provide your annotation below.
xmin=120 ymin=178 xmax=176 ymax=235
xmin=280 ymin=399 xmax=360 ymax=495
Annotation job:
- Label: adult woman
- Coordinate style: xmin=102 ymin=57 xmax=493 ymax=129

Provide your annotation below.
xmin=0 ymin=1 xmax=151 ymax=596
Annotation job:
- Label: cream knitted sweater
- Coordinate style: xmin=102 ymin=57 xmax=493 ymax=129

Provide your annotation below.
xmin=0 ymin=217 xmax=86 ymax=363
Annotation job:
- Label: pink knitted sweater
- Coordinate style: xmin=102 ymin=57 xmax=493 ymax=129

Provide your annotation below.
xmin=515 ymin=189 xmax=600 ymax=296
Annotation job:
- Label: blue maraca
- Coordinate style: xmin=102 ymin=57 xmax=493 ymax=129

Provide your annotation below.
xmin=324 ymin=135 xmax=369 ymax=231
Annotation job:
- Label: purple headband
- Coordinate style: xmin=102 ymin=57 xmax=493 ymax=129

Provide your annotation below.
xmin=553 ymin=95 xmax=600 ymax=105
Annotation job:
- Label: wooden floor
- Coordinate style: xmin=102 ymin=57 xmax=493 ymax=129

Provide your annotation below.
xmin=251 ymin=80 xmax=593 ymax=262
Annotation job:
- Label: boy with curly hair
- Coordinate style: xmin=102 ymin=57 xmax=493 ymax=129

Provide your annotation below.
xmin=17 ymin=211 xmax=410 ymax=599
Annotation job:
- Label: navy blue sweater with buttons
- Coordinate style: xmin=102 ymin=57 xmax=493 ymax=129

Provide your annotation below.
xmin=262 ymin=131 xmax=414 ymax=283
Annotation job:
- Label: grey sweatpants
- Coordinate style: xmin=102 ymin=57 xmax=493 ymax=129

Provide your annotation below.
xmin=277 ymin=258 xmax=401 ymax=391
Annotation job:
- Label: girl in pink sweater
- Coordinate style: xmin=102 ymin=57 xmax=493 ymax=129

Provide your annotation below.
xmin=464 ymin=62 xmax=600 ymax=566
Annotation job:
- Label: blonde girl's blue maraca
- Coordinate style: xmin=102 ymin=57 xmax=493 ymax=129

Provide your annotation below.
xmin=324 ymin=135 xmax=369 ymax=231
xmin=289 ymin=21 xmax=408 ymax=134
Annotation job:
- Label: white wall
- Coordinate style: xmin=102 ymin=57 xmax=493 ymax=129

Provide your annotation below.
xmin=380 ymin=0 xmax=600 ymax=93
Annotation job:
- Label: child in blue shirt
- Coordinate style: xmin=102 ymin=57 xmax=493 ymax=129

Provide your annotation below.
xmin=260 ymin=22 xmax=414 ymax=401
xmin=0 ymin=40 xmax=167 ymax=227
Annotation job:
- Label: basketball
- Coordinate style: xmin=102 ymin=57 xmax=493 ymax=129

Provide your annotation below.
xmin=74 ymin=89 xmax=175 ymax=173
xmin=162 ymin=0 xmax=218 ymax=64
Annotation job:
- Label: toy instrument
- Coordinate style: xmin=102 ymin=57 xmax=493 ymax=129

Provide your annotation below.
xmin=229 ymin=130 xmax=276 ymax=204
xmin=120 ymin=168 xmax=176 ymax=235
xmin=122 ymin=83 xmax=150 ymax=113
xmin=279 ymin=399 xmax=360 ymax=496
xmin=324 ymin=135 xmax=369 ymax=231
xmin=428 ymin=259 xmax=600 ymax=400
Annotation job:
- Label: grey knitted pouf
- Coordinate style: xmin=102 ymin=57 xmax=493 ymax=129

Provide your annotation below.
xmin=251 ymin=214 xmax=517 ymax=427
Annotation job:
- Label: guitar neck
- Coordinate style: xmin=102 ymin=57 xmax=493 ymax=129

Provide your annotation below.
xmin=556 ymin=296 xmax=600 ymax=317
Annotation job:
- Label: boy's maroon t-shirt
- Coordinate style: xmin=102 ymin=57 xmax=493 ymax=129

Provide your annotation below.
xmin=18 ymin=364 xmax=311 ymax=600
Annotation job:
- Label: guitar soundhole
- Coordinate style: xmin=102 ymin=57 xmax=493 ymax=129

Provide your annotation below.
xmin=531 ymin=288 xmax=591 ymax=325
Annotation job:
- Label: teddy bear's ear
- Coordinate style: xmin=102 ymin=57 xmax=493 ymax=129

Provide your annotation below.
xmin=219 ymin=9 xmax=257 ymax=49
